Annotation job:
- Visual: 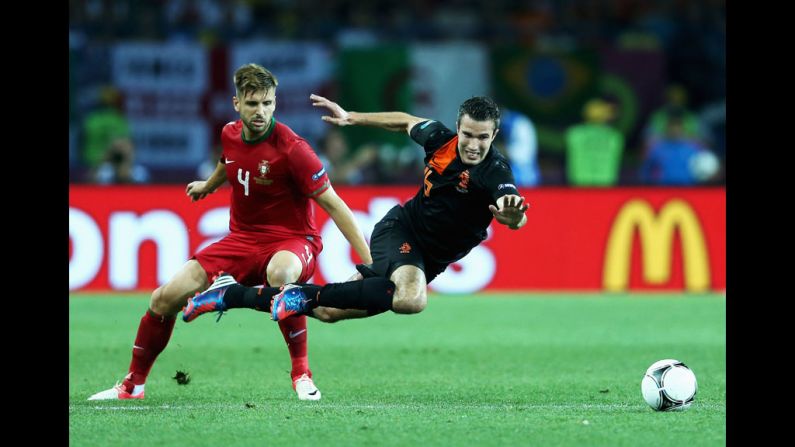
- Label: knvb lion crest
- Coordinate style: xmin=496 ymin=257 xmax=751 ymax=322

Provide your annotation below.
xmin=456 ymin=170 xmax=470 ymax=193
xmin=255 ymin=160 xmax=273 ymax=185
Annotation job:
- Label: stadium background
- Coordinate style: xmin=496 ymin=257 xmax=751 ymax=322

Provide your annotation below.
xmin=69 ymin=2 xmax=725 ymax=446
xmin=69 ymin=0 xmax=725 ymax=294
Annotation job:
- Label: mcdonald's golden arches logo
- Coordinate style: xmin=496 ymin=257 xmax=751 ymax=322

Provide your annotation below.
xmin=602 ymin=199 xmax=710 ymax=292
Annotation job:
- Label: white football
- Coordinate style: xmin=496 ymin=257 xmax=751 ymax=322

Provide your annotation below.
xmin=641 ymin=359 xmax=698 ymax=411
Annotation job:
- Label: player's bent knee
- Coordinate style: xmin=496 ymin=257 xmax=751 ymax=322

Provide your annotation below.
xmin=149 ymin=287 xmax=172 ymax=315
xmin=406 ymin=298 xmax=428 ymax=314
xmin=393 ymin=293 xmax=427 ymax=314
xmin=267 ymin=268 xmax=301 ymax=287
xmin=151 ymin=284 xmax=191 ymax=316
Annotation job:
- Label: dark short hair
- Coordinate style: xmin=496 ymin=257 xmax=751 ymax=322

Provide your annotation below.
xmin=456 ymin=96 xmax=501 ymax=130
xmin=234 ymin=63 xmax=278 ymax=98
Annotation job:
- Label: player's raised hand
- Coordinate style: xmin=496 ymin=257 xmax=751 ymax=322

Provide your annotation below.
xmin=489 ymin=195 xmax=529 ymax=228
xmin=186 ymin=181 xmax=211 ymax=202
xmin=310 ymin=94 xmax=353 ymax=126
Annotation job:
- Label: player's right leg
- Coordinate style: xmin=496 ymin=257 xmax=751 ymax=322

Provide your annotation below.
xmin=272 ymin=212 xmax=427 ymax=320
xmin=267 ymin=249 xmax=322 ymax=401
xmin=385 ymin=264 xmax=427 ymax=314
xmin=310 ymin=268 xmax=376 ymax=322
xmin=185 ymin=270 xmax=372 ymax=323
xmin=87 ymin=260 xmax=208 ymax=401
xmin=306 ymin=264 xmax=427 ymax=320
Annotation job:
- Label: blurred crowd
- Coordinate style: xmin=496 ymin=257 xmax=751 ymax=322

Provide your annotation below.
xmin=70 ymin=0 xmax=725 ymax=186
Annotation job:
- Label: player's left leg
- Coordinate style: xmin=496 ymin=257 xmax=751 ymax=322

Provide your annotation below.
xmin=88 ymin=260 xmax=209 ymax=401
xmin=265 ymin=250 xmax=319 ymax=399
xmin=311 ymin=270 xmax=375 ymax=322
xmin=186 ymin=223 xmax=397 ymax=323
xmin=185 ymin=269 xmax=371 ymax=323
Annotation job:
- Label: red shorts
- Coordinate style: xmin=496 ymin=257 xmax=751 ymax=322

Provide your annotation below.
xmin=192 ymin=232 xmax=322 ymax=287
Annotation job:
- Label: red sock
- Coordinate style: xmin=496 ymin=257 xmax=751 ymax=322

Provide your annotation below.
xmin=277 ymin=315 xmax=310 ymax=381
xmin=122 ymin=310 xmax=176 ymax=391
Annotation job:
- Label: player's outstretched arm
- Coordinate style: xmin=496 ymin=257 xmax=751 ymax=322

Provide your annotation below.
xmin=186 ymin=161 xmax=227 ymax=202
xmin=310 ymin=94 xmax=428 ymax=136
xmin=489 ymin=194 xmax=529 ymax=230
xmin=314 ymin=186 xmax=373 ymax=265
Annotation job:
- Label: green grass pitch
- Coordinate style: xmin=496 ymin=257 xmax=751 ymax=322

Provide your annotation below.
xmin=69 ymin=293 xmax=725 ymax=446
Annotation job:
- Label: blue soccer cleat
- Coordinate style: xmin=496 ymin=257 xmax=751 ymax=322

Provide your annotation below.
xmin=183 ymin=273 xmax=236 ymax=322
xmin=270 ymin=284 xmax=310 ymax=321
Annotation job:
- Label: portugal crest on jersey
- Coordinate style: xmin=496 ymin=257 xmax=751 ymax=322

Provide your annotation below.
xmin=255 ymin=160 xmax=273 ymax=185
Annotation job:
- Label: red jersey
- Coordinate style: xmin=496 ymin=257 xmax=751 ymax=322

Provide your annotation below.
xmin=220 ymin=118 xmax=330 ymax=238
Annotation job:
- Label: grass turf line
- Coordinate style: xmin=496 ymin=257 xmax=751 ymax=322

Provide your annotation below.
xmin=70 ymin=293 xmax=725 ymax=447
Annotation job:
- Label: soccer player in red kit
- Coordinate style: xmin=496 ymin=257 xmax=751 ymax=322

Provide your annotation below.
xmin=88 ymin=63 xmax=371 ymax=401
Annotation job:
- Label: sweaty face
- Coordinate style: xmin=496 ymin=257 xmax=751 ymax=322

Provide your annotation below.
xmin=234 ymin=89 xmax=276 ymax=139
xmin=456 ymin=114 xmax=498 ymax=165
